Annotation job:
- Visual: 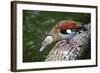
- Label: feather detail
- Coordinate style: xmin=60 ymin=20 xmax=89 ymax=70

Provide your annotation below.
xmin=58 ymin=21 xmax=80 ymax=30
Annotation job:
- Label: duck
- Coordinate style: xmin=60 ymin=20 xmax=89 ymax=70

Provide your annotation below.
xmin=39 ymin=20 xmax=87 ymax=52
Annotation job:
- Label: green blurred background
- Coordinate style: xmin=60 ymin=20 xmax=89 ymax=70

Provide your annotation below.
xmin=23 ymin=10 xmax=91 ymax=62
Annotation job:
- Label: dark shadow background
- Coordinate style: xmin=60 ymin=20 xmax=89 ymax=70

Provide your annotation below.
xmin=23 ymin=10 xmax=91 ymax=62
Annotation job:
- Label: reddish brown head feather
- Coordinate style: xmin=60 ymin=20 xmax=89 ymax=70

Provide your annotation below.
xmin=58 ymin=21 xmax=79 ymax=30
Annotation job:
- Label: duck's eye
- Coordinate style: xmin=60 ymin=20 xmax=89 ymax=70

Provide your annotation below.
xmin=60 ymin=29 xmax=72 ymax=34
xmin=66 ymin=29 xmax=72 ymax=33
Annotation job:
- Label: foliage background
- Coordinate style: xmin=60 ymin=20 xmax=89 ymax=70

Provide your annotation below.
xmin=23 ymin=10 xmax=91 ymax=62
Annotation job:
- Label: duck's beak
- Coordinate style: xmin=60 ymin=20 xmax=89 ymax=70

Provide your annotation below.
xmin=39 ymin=44 xmax=46 ymax=52
xmin=39 ymin=35 xmax=53 ymax=52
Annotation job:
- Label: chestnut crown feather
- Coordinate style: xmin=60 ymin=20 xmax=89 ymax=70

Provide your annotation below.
xmin=57 ymin=20 xmax=80 ymax=30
